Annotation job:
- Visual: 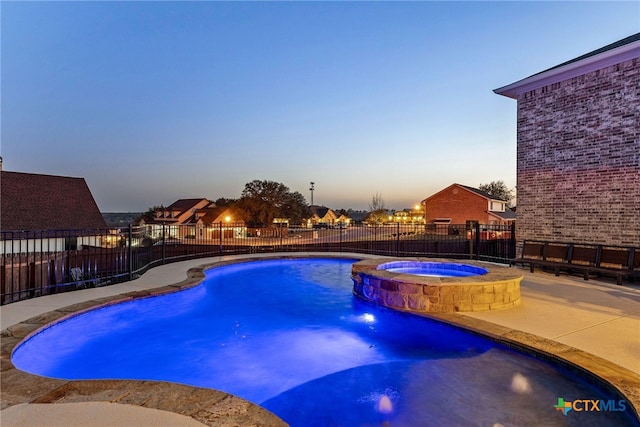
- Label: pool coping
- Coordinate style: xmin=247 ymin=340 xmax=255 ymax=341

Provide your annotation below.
xmin=2 ymin=254 xmax=639 ymax=424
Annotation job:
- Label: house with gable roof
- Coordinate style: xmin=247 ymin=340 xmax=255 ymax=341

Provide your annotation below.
xmin=151 ymin=198 xmax=213 ymax=225
xmin=422 ymin=183 xmax=516 ymax=227
xmin=143 ymin=198 xmax=245 ymax=240
xmin=306 ymin=205 xmax=338 ymax=228
xmin=0 ymin=167 xmax=107 ymax=253
xmin=335 ymin=213 xmax=351 ymax=227
xmin=183 ymin=206 xmax=246 ymax=239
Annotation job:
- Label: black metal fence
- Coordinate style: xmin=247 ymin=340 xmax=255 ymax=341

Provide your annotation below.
xmin=1 ymin=222 xmax=515 ymax=305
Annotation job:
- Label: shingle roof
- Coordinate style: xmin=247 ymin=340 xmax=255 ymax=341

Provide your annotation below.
xmin=1 ymin=171 xmax=107 ymax=231
xmin=186 ymin=206 xmax=241 ymax=224
xmin=309 ymin=205 xmax=331 ymax=218
xmin=459 ymin=184 xmax=508 ymax=202
xmin=490 ymin=210 xmax=516 ymax=221
xmin=495 ymin=33 xmax=640 ymax=99
xmin=531 ymin=33 xmax=640 ymax=78
xmin=166 ymin=198 xmax=213 ymax=211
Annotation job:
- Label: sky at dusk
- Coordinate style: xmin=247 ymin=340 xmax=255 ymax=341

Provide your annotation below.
xmin=2 ymin=1 xmax=638 ymax=212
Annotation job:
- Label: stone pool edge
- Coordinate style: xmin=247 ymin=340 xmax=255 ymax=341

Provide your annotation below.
xmin=2 ymin=254 xmax=639 ymax=424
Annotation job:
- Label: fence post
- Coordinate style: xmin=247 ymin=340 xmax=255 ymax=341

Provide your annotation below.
xmin=474 ymin=222 xmax=480 ymax=260
xmin=396 ymin=222 xmax=400 ymax=256
xmin=339 ymin=222 xmax=343 ymax=253
xmin=28 ymin=262 xmax=36 ymax=298
xmin=510 ymin=221 xmax=516 ymax=259
xmin=219 ymin=222 xmax=223 ymax=255
xmin=1 ymin=265 xmax=6 ymax=304
xmin=128 ymin=225 xmax=133 ymax=281
xmin=374 ymin=225 xmax=377 ymax=253
xmin=162 ymin=223 xmax=166 ymax=265
xmin=49 ymin=259 xmax=57 ymax=293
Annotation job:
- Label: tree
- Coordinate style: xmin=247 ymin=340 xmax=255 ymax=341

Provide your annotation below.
xmin=282 ymin=190 xmax=311 ymax=224
xmin=237 ymin=180 xmax=310 ymax=227
xmin=478 ymin=180 xmax=514 ymax=205
xmin=214 ymin=197 xmax=237 ymax=207
xmin=366 ymin=192 xmax=388 ymax=224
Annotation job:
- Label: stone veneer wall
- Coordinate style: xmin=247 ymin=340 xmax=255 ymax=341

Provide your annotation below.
xmin=351 ymin=258 xmax=522 ymax=313
xmin=515 ymin=57 xmax=640 ymax=247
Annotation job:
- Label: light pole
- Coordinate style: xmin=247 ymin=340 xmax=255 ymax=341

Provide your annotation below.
xmin=309 ymin=182 xmax=315 ymax=205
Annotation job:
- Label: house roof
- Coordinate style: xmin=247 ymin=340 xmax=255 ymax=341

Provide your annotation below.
xmin=490 ymin=210 xmax=516 ymax=221
xmin=423 ymin=183 xmax=508 ymax=203
xmin=309 ymin=205 xmax=333 ymax=218
xmin=166 ymin=198 xmax=213 ymax=211
xmin=1 ymin=171 xmax=107 ymax=231
xmin=148 ymin=198 xmax=214 ymax=224
xmin=458 ymin=184 xmax=508 ymax=202
xmin=494 ymin=33 xmax=640 ymax=99
xmin=346 ymin=211 xmax=368 ymax=222
xmin=187 ymin=207 xmax=242 ymax=225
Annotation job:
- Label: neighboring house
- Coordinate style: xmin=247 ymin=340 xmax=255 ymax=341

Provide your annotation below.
xmin=182 ymin=206 xmax=246 ymax=239
xmin=306 ymin=205 xmax=338 ymax=227
xmin=0 ymin=168 xmax=107 ymax=253
xmin=150 ymin=198 xmax=213 ymax=225
xmin=422 ymin=184 xmax=516 ymax=226
xmin=346 ymin=210 xmax=369 ymax=224
xmin=495 ymin=33 xmax=640 ymax=246
xmin=142 ymin=198 xmax=245 ymax=239
xmin=392 ymin=208 xmax=425 ymax=224
xmin=335 ymin=213 xmax=351 ymax=227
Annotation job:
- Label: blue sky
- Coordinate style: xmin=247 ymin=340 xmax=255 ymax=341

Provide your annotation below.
xmin=2 ymin=1 xmax=638 ymax=212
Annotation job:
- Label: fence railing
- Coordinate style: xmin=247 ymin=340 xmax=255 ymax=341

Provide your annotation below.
xmin=1 ymin=222 xmax=515 ymax=305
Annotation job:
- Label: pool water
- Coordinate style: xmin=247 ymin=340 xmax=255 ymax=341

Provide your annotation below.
xmin=12 ymin=258 xmax=636 ymax=426
xmin=378 ymin=261 xmax=488 ymax=277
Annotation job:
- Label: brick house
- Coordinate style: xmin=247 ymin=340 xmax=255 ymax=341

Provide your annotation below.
xmin=422 ymin=183 xmax=515 ymax=226
xmin=494 ymin=33 xmax=640 ymax=246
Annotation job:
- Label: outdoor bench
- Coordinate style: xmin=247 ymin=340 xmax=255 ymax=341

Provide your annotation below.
xmin=510 ymin=240 xmax=640 ymax=285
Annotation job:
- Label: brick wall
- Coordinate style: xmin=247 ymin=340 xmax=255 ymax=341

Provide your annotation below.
xmin=516 ymin=58 xmax=640 ymax=246
xmin=425 ymin=185 xmax=491 ymax=224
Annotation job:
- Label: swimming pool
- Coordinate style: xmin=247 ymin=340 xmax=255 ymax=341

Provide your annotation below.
xmin=12 ymin=258 xmax=636 ymax=426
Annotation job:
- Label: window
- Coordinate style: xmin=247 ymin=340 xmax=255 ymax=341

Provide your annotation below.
xmin=434 ymin=218 xmax=451 ymax=224
xmin=490 ymin=201 xmax=505 ymax=212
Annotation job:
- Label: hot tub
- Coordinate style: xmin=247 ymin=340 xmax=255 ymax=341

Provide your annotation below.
xmin=352 ymin=258 xmax=522 ymax=312
xmin=377 ymin=261 xmax=488 ymax=277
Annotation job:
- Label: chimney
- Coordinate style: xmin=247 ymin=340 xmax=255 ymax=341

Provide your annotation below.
xmin=0 ymin=156 xmax=3 ymax=171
